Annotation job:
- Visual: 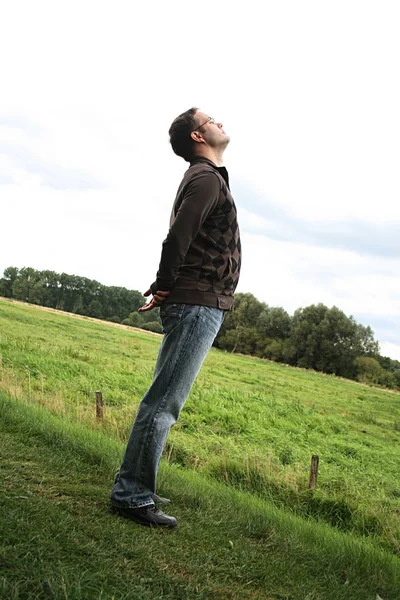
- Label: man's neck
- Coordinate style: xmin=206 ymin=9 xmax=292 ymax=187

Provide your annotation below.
xmin=193 ymin=148 xmax=225 ymax=167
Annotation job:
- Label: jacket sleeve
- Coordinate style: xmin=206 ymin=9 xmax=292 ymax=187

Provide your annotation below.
xmin=150 ymin=171 xmax=221 ymax=293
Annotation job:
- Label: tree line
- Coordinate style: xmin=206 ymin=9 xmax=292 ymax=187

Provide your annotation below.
xmin=1 ymin=266 xmax=399 ymax=390
xmin=0 ymin=266 xmax=145 ymax=324
xmin=214 ymin=293 xmax=400 ymax=389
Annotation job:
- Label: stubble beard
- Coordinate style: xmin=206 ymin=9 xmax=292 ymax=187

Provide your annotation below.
xmin=212 ymin=133 xmax=230 ymax=152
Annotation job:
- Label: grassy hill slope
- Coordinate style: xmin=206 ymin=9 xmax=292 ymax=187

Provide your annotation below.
xmin=0 ymin=297 xmax=400 ymax=597
xmin=1 ymin=391 xmax=400 ymax=599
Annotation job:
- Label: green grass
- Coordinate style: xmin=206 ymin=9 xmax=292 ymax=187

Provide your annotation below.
xmin=1 ymin=391 xmax=400 ymax=600
xmin=0 ymin=296 xmax=400 ymax=596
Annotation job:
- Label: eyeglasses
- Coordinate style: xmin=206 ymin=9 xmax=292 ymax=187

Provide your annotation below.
xmin=192 ymin=117 xmax=216 ymax=132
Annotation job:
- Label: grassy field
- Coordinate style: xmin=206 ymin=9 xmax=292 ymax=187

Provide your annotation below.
xmin=2 ymin=391 xmax=400 ymax=599
xmin=1 ymin=297 xmax=400 ymax=598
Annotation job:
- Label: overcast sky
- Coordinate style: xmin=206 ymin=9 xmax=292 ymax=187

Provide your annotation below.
xmin=1 ymin=1 xmax=399 ymax=360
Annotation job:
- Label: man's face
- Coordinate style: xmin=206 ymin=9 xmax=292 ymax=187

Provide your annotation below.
xmin=192 ymin=111 xmax=230 ymax=150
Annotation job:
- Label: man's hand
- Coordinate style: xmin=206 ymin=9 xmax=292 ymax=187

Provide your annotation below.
xmin=138 ymin=288 xmax=170 ymax=312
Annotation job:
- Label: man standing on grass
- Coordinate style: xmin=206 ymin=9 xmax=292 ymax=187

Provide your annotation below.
xmin=110 ymin=108 xmax=241 ymax=527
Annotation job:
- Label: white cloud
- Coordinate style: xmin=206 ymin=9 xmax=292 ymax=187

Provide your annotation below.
xmin=0 ymin=0 xmax=399 ymax=358
xmin=380 ymin=342 xmax=400 ymax=363
xmin=237 ymin=232 xmax=400 ymax=354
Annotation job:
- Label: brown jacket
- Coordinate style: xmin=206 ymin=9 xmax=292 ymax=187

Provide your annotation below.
xmin=150 ymin=157 xmax=241 ymax=310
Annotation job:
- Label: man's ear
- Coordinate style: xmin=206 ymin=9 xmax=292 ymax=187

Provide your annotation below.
xmin=191 ymin=131 xmax=205 ymax=144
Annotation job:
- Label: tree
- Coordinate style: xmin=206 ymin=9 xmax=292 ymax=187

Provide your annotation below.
xmin=354 ymin=323 xmax=380 ymax=356
xmin=215 ymin=293 xmax=265 ymax=353
xmin=256 ymin=306 xmax=291 ymax=339
xmin=12 ymin=267 xmax=43 ymax=304
xmin=288 ymin=304 xmax=379 ymax=378
xmin=140 ymin=307 xmax=161 ymax=324
xmin=261 ymin=339 xmax=285 ymax=362
xmin=40 ymin=270 xmax=61 ymax=307
xmin=126 ymin=308 xmax=162 ymax=331
xmin=142 ymin=321 xmax=163 ymax=334
xmin=0 ymin=266 xmax=19 ymax=297
xmin=101 ymin=286 xmax=144 ymax=321
xmin=354 ymin=356 xmax=384 ymax=385
xmin=376 ymin=355 xmax=400 ymax=389
xmin=88 ymin=299 xmax=103 ymax=319
xmin=108 ymin=315 xmax=121 ymax=323
xmin=72 ymin=295 xmax=84 ymax=315
xmin=128 ymin=312 xmax=143 ymax=327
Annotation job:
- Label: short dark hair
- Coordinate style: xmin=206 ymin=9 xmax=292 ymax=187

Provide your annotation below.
xmin=169 ymin=107 xmax=199 ymax=162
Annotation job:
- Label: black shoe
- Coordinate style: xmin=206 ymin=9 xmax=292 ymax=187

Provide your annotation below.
xmin=152 ymin=493 xmax=171 ymax=505
xmin=110 ymin=503 xmax=177 ymax=527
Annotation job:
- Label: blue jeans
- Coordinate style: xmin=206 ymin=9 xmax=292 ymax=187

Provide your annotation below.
xmin=110 ymin=303 xmax=224 ymax=508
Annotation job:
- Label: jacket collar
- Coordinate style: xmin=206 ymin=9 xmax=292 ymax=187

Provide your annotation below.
xmin=190 ymin=157 xmax=219 ymax=168
xmin=190 ymin=157 xmax=230 ymax=189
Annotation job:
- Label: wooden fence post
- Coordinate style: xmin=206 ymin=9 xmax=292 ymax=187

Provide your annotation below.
xmin=96 ymin=390 xmax=103 ymax=419
xmin=308 ymin=455 xmax=319 ymax=490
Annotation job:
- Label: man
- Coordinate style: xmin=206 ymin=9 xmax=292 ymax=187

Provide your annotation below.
xmin=110 ymin=108 xmax=241 ymax=527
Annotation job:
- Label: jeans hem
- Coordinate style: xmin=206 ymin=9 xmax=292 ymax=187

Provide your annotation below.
xmin=110 ymin=499 xmax=155 ymax=510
